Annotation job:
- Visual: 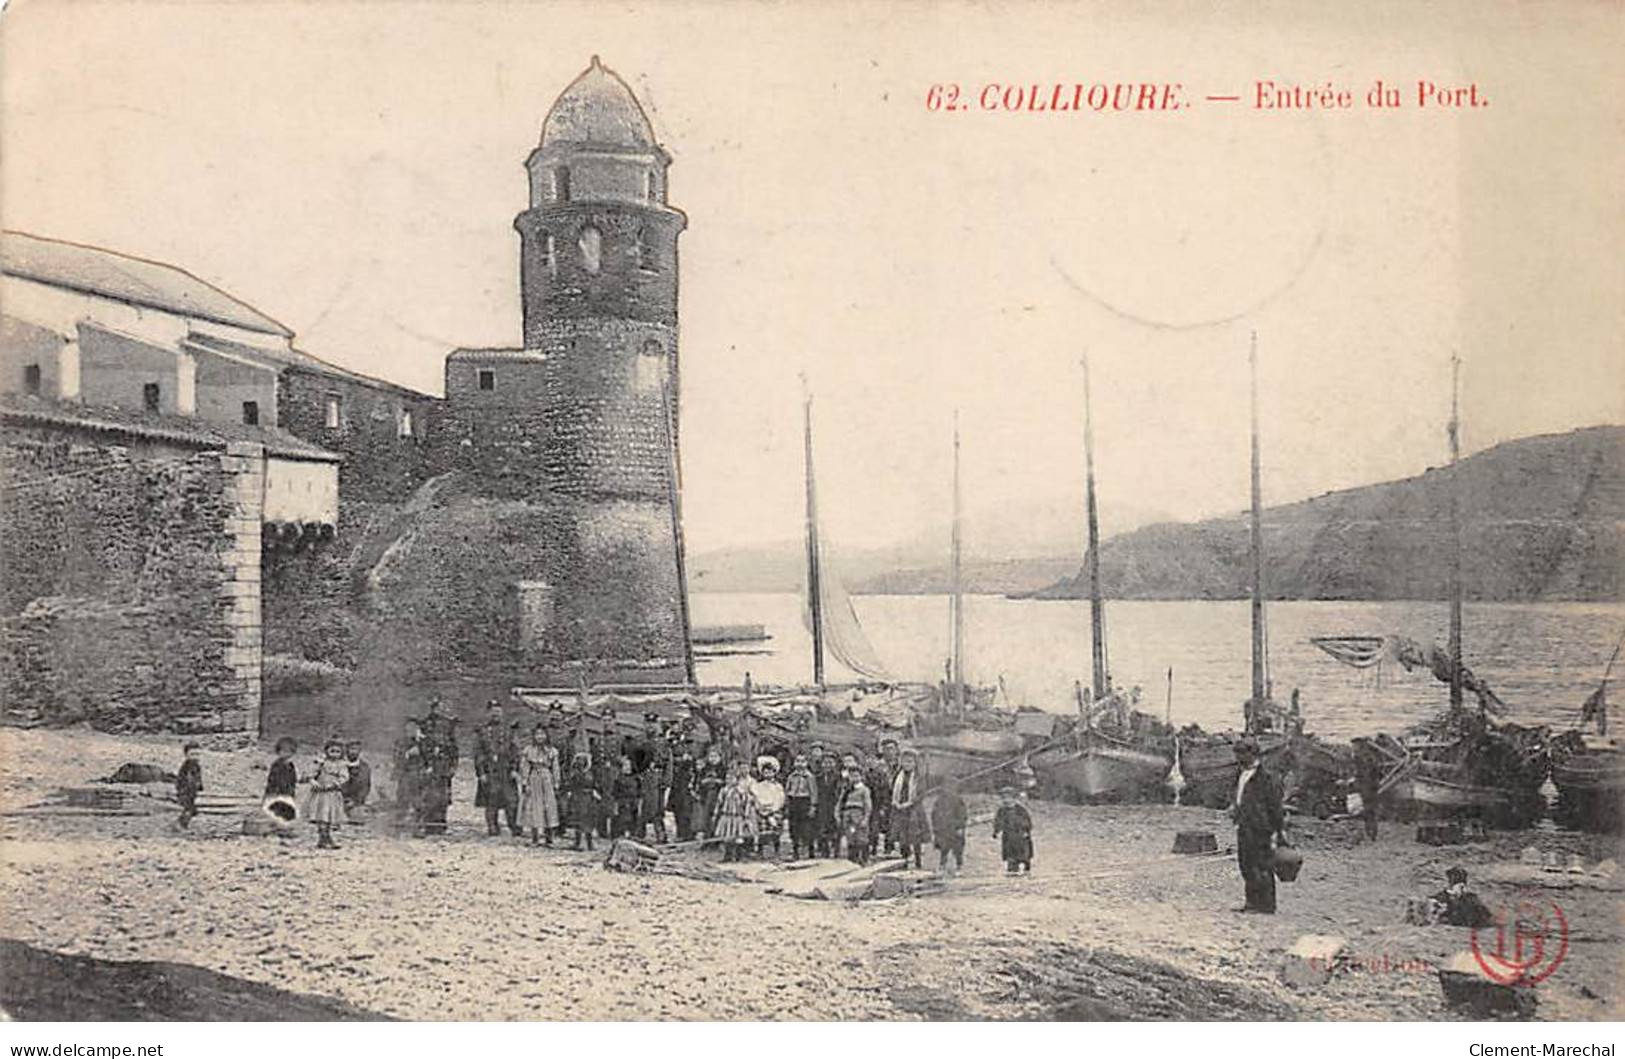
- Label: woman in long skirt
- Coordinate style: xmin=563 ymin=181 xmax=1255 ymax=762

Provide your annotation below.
xmin=517 ymin=727 xmax=561 ymax=846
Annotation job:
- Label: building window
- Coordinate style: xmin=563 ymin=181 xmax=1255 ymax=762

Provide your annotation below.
xmin=242 ymin=400 xmax=259 ymax=426
xmin=22 ymin=364 xmax=41 ymax=395
xmin=478 ymin=369 xmax=495 ymax=391
xmin=636 ymin=338 xmax=668 ymax=392
xmin=143 ymin=382 xmax=160 ymax=412
xmin=398 ymin=408 xmax=413 ymax=438
xmin=553 ymin=167 xmax=570 ymax=202
xmin=544 ymin=234 xmax=557 ymax=277
xmin=325 ymin=394 xmax=341 ymax=428
xmin=646 ymin=169 xmax=656 ymax=200
xmin=635 ymin=228 xmax=652 ymax=271
xmin=578 ymin=225 xmax=601 ymax=275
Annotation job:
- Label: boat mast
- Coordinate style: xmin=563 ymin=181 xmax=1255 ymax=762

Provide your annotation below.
xmin=660 ymin=374 xmax=697 ymax=686
xmin=1082 ymin=354 xmax=1108 ymax=704
xmin=803 ymin=384 xmax=826 ymax=689
xmin=1249 ymin=332 xmax=1266 ymax=711
xmin=1448 ymin=352 xmax=1464 ymax=713
xmin=951 ymin=409 xmax=966 ymax=715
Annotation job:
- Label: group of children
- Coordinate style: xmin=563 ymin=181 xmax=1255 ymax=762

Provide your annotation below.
xmin=175 ymin=723 xmax=1037 ymax=874
xmin=177 ymin=735 xmax=372 ymax=850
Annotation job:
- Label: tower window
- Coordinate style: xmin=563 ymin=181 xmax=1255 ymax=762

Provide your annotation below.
xmin=143 ymin=382 xmax=161 ymax=412
xmin=22 ymin=364 xmax=41 ymax=395
xmin=242 ymin=400 xmax=259 ymax=426
xmin=544 ymin=234 xmax=556 ymax=276
xmin=635 ymin=229 xmax=654 ymax=271
xmin=478 ymin=369 xmax=495 ymax=391
xmin=398 ymin=408 xmax=413 ymax=438
xmin=645 ymin=170 xmax=656 ymax=200
xmin=553 ymin=167 xmax=571 ymax=202
xmin=579 ymin=225 xmax=602 ymax=274
xmin=325 ymin=394 xmax=342 ymax=428
xmin=636 ymin=338 xmax=668 ymax=392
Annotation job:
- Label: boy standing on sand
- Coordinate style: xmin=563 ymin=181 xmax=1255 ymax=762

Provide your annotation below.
xmin=175 ymin=743 xmax=202 ymax=829
xmin=992 ymin=787 xmax=1033 ymax=874
xmin=930 ymin=778 xmax=968 ymax=875
xmin=839 ymin=765 xmax=873 ymax=865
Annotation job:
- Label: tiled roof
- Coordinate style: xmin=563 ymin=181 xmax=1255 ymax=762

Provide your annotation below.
xmin=184 ymin=332 xmax=435 ymax=399
xmin=1 ymin=231 xmax=292 ymax=338
xmin=446 ymin=347 xmax=546 ymax=362
xmin=0 ymin=393 xmax=339 ymax=462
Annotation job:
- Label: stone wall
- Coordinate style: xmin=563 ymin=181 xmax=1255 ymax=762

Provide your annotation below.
xmin=277 ymin=367 xmax=438 ymax=504
xmin=0 ymin=424 xmax=263 ymax=732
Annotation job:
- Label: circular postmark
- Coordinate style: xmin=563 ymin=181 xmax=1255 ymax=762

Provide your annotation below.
xmin=1470 ymin=893 xmax=1569 ymax=985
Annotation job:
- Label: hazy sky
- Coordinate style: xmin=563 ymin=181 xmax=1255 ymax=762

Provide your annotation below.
xmin=3 ymin=1 xmax=1620 ymax=555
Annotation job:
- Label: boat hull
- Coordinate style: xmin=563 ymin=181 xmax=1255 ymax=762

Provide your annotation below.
xmin=1033 ymin=742 xmax=1171 ymax=803
xmin=1551 ymin=751 xmax=1625 ymax=833
xmin=1176 ymin=734 xmax=1290 ymax=809
xmin=1383 ymin=774 xmax=1509 ymax=813
xmin=915 ymin=746 xmax=1025 ymax=791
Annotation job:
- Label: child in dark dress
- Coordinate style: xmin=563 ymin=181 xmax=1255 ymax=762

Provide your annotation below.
xmin=176 ymin=743 xmax=203 ymax=829
xmin=992 ymin=787 xmax=1033 ymax=874
xmin=265 ymin=737 xmax=299 ymax=800
xmin=566 ymin=751 xmax=601 ymax=850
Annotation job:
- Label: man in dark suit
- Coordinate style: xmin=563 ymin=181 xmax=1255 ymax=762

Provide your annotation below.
xmin=1231 ymin=736 xmax=1286 ymax=913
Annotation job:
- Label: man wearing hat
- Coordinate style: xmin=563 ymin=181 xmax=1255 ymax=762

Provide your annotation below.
xmin=668 ymin=734 xmax=699 ymax=842
xmin=419 ymin=698 xmax=459 ymax=835
xmin=633 ymin=712 xmax=671 ymax=843
xmin=1230 ymin=736 xmax=1286 ymax=913
xmin=472 ymin=700 xmax=521 ymax=837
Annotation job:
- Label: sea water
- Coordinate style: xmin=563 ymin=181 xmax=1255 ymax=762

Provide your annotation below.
xmin=692 ymin=594 xmax=1625 ymax=742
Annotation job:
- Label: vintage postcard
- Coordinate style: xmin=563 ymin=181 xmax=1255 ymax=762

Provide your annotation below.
xmin=0 ymin=0 xmax=1620 ymax=1034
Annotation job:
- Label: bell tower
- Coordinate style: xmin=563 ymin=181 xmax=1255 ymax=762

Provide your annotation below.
xmin=510 ymin=56 xmax=692 ymax=683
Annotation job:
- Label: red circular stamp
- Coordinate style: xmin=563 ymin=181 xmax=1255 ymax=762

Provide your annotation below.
xmin=1470 ymin=894 xmax=1569 ymax=985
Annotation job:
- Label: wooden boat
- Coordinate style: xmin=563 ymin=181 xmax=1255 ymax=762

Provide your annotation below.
xmin=1165 ymin=337 xmax=1310 ymax=811
xmin=1551 ymin=740 xmax=1625 ymax=832
xmin=1550 ymin=633 xmax=1625 ymax=832
xmin=1032 ymin=730 xmax=1172 ymax=802
xmin=1329 ymin=357 xmax=1550 ymax=828
xmin=1027 ymin=355 xmax=1172 ymax=803
xmin=1175 ymin=730 xmax=1291 ymax=810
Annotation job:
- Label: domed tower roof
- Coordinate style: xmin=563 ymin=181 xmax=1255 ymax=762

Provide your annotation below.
xmin=540 ymin=56 xmax=655 ymax=149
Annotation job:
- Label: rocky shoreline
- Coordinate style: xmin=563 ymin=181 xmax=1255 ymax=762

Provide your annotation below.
xmin=0 ymin=726 xmax=1619 ymax=1021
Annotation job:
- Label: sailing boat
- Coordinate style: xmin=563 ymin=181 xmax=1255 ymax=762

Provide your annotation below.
xmin=1028 ymin=355 xmax=1175 ymax=802
xmin=1547 ymin=630 xmax=1622 ymax=833
xmin=907 ymin=411 xmax=1030 ymax=785
xmin=799 ymin=384 xmax=896 ymax=691
xmin=1319 ymin=355 xmax=1549 ymax=826
xmin=1177 ymin=335 xmax=1300 ymax=809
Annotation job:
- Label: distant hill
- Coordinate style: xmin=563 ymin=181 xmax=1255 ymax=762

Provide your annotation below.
xmin=1024 ymin=425 xmax=1624 ymax=602
xmin=685 ymin=542 xmax=1080 ymax=597
xmin=687 ymin=498 xmax=1167 ymax=596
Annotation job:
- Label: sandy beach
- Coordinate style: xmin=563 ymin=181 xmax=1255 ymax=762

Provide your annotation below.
xmin=0 ymin=726 xmax=1619 ymax=1021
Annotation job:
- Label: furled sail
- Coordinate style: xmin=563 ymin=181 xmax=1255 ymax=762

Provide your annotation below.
xmin=802 ymin=536 xmax=895 ymax=682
